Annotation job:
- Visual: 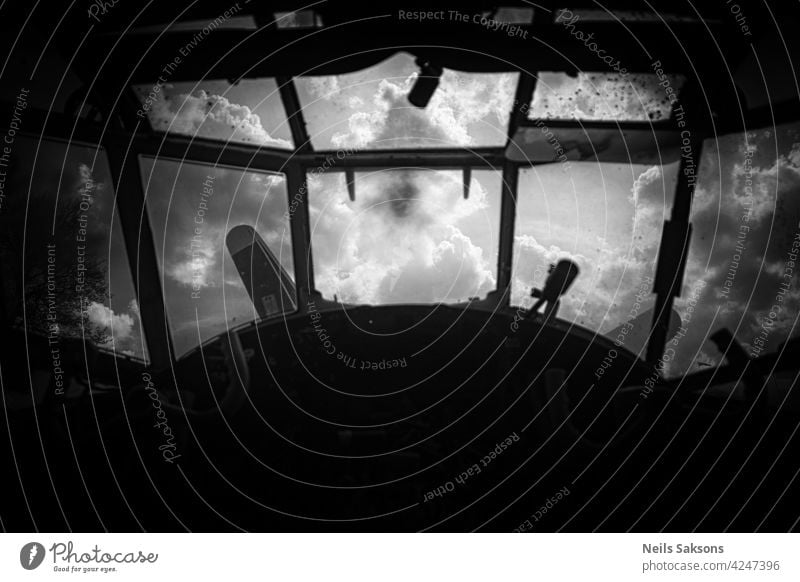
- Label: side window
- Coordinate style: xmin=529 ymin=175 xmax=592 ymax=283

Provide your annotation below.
xmin=667 ymin=123 xmax=800 ymax=377
xmin=512 ymin=161 xmax=679 ymax=355
xmin=140 ymin=157 xmax=294 ymax=358
xmin=0 ymin=136 xmax=147 ymax=361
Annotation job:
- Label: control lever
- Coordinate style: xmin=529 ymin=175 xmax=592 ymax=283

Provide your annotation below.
xmin=527 ymin=259 xmax=579 ymax=320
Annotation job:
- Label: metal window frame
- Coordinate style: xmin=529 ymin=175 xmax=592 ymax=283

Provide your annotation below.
xmin=4 ymin=64 xmax=697 ymax=369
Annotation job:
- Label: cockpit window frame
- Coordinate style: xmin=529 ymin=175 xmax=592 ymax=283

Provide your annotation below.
xmin=13 ymin=56 xmax=698 ymax=369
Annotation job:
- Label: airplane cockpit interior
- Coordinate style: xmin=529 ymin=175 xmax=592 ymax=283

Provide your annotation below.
xmin=1 ymin=0 xmax=799 ymax=532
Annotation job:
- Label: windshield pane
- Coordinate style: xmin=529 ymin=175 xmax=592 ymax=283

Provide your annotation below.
xmin=132 ymin=78 xmax=294 ymax=149
xmin=309 ymin=168 xmax=502 ymax=304
xmin=1 ymin=137 xmax=147 ymax=361
xmin=529 ymin=71 xmax=685 ymax=122
xmin=666 ymin=123 xmax=800 ymax=377
xmin=141 ymin=157 xmax=294 ymax=357
xmin=295 ymin=52 xmax=518 ymax=149
xmin=512 ymin=161 xmax=679 ymax=354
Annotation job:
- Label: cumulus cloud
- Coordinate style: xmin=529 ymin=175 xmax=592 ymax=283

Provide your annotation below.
xmin=304 ymin=75 xmax=341 ymax=100
xmin=310 ymin=170 xmax=497 ymax=304
xmin=630 ymin=165 xmax=662 ymax=212
xmin=86 ymin=301 xmax=134 ymax=341
xmin=308 ymin=53 xmax=516 ymax=149
xmin=630 ymin=165 xmax=670 ymax=257
xmin=512 ymin=162 xmax=673 ymax=335
xmin=146 ymin=162 xmax=292 ymax=294
xmin=169 ymin=235 xmax=217 ymax=289
xmin=146 ymin=88 xmax=293 ymax=148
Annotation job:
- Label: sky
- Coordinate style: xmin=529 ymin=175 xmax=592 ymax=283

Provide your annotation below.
xmin=29 ymin=51 xmax=796 ymax=369
xmin=308 ymin=169 xmax=502 ymax=305
xmin=140 ymin=156 xmax=293 ymax=357
xmin=511 ymin=160 xmax=679 ymax=331
xmin=135 ymin=53 xmax=518 ymax=357
xmin=294 ymin=54 xmax=518 ymax=149
xmin=134 ymin=78 xmax=294 ymax=148
xmin=511 ymin=124 xmax=800 ymax=377
xmin=673 ymin=124 xmax=800 ymax=375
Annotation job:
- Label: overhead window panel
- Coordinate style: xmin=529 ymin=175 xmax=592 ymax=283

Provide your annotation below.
xmin=528 ymin=71 xmax=686 ymax=122
xmin=295 ymin=52 xmax=519 ymax=150
xmin=132 ymin=78 xmax=294 ymax=149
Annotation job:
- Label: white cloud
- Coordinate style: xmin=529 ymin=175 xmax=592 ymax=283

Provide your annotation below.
xmin=169 ymin=234 xmax=218 ymax=289
xmin=630 ymin=165 xmax=669 ymax=256
xmin=511 ymin=231 xmax=653 ymax=331
xmin=630 ymin=165 xmax=661 ymax=205
xmin=328 ymin=64 xmax=516 ymax=149
xmin=671 ymin=126 xmax=800 ymax=375
xmin=310 ymin=170 xmax=496 ymax=304
xmin=86 ymin=301 xmax=134 ymax=341
xmin=331 ymin=110 xmax=384 ymax=148
xmin=148 ymin=88 xmax=292 ymax=148
xmin=304 ymin=76 xmax=341 ymax=100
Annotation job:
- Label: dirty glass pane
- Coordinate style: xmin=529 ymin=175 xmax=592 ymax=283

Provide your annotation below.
xmin=528 ymin=71 xmax=685 ymax=122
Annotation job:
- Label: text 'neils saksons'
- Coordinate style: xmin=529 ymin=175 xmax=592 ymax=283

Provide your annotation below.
xmin=643 ymin=543 xmax=724 ymax=554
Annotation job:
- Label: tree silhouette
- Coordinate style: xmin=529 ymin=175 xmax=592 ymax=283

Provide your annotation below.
xmin=0 ymin=156 xmax=111 ymax=345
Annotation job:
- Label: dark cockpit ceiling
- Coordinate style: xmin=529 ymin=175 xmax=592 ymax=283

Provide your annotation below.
xmin=5 ymin=0 xmax=790 ymax=148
